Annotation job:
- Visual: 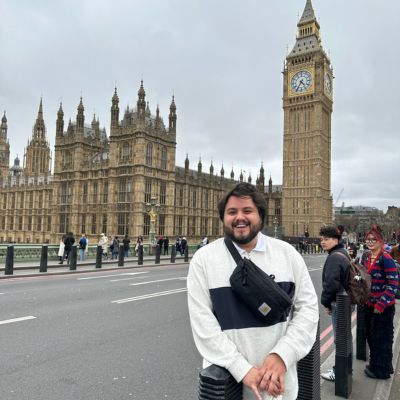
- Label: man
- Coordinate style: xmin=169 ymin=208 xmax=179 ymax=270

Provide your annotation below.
xmin=98 ymin=233 xmax=108 ymax=259
xmin=78 ymin=233 xmax=87 ymax=261
xmin=62 ymin=231 xmax=75 ymax=265
xmin=187 ymin=183 xmax=319 ymax=400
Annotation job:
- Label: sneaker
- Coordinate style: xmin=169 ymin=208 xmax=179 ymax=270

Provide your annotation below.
xmin=321 ymin=369 xmax=335 ymax=381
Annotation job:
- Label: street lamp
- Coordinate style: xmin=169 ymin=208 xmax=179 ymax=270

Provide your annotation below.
xmin=145 ymin=196 xmax=161 ymax=245
xmin=273 ymin=216 xmax=279 ymax=239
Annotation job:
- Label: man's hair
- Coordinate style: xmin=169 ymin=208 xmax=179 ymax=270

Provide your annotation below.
xmin=319 ymin=225 xmax=344 ymax=239
xmin=217 ymin=182 xmax=266 ymax=225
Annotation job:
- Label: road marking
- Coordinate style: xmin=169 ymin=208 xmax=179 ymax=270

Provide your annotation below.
xmin=308 ymin=267 xmax=323 ymax=272
xmin=77 ymin=272 xmax=148 ymax=280
xmin=112 ymin=287 xmax=187 ymax=304
xmin=129 ymin=277 xmax=187 ymax=286
xmin=0 ymin=316 xmax=36 ymax=325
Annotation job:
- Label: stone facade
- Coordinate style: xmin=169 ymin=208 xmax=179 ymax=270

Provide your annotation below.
xmin=0 ymin=0 xmax=332 ymax=244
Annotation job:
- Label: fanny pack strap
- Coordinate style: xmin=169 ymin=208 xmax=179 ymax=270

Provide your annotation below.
xmin=224 ymin=236 xmax=244 ymax=265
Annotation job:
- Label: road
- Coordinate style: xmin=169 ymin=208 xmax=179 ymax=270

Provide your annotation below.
xmin=0 ymin=254 xmax=333 ymax=400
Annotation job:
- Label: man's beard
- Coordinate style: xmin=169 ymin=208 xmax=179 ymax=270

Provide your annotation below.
xmin=223 ymin=221 xmax=261 ymax=245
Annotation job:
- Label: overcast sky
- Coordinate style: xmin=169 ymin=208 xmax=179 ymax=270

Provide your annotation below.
xmin=1 ymin=0 xmax=399 ymax=212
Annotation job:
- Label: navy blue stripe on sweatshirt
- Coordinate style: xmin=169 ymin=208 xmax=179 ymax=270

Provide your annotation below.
xmin=210 ymin=282 xmax=295 ymax=330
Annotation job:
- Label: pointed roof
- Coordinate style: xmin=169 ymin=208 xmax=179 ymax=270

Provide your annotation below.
xmin=1 ymin=111 xmax=6 ymax=124
xmin=77 ymin=96 xmax=84 ymax=112
xmin=299 ymin=0 xmax=316 ymax=25
xmin=138 ymin=80 xmax=145 ymax=98
xmin=112 ymin=86 xmax=119 ymax=102
xmin=170 ymin=95 xmax=176 ymax=112
xmin=57 ymin=102 xmax=64 ymax=117
xmin=37 ymin=98 xmax=44 ymax=120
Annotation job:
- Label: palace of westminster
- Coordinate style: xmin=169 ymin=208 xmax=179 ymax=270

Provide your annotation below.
xmin=0 ymin=0 xmax=333 ymax=244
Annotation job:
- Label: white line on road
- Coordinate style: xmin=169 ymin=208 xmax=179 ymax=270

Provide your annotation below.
xmin=77 ymin=272 xmax=148 ymax=280
xmin=308 ymin=267 xmax=323 ymax=272
xmin=129 ymin=277 xmax=187 ymax=286
xmin=112 ymin=287 xmax=187 ymax=304
xmin=0 ymin=316 xmax=37 ymax=325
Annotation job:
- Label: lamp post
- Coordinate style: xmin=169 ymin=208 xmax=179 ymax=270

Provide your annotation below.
xmin=145 ymin=196 xmax=161 ymax=245
xmin=273 ymin=216 xmax=279 ymax=239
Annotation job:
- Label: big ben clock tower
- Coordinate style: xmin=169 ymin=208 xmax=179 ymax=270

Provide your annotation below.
xmin=281 ymin=0 xmax=333 ymax=237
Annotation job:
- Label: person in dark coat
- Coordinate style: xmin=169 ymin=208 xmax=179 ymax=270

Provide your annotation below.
xmin=180 ymin=236 xmax=187 ymax=256
xmin=163 ymin=236 xmax=169 ymax=255
xmin=62 ymin=231 xmax=75 ymax=265
xmin=122 ymin=234 xmax=130 ymax=257
xmin=320 ymin=225 xmax=351 ymax=382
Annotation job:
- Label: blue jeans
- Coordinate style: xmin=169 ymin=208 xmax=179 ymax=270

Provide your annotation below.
xmin=79 ymin=249 xmax=85 ymax=261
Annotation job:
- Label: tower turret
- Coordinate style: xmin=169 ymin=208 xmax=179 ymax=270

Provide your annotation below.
xmin=168 ymin=95 xmax=177 ymax=134
xmin=110 ymin=87 xmax=120 ymax=133
xmin=76 ymin=97 xmax=85 ymax=134
xmin=56 ymin=102 xmax=64 ymax=137
xmin=137 ymin=80 xmax=146 ymax=125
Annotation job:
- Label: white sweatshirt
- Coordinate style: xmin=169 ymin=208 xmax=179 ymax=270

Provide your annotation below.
xmin=187 ymin=233 xmax=319 ymax=400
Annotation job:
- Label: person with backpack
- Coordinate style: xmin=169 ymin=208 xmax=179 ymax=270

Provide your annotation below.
xmin=360 ymin=225 xmax=398 ymax=380
xmin=61 ymin=231 xmax=75 ymax=265
xmin=319 ymin=225 xmax=351 ymax=382
xmin=78 ymin=233 xmax=87 ymax=261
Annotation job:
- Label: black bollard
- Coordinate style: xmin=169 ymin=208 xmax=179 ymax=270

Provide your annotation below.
xmin=96 ymin=245 xmax=102 ymax=268
xmin=297 ymin=320 xmax=321 ymax=400
xmin=118 ymin=246 xmax=124 ymax=267
xmin=184 ymin=245 xmax=189 ymax=262
xmin=356 ymin=305 xmax=367 ymax=361
xmin=335 ymin=289 xmax=352 ymax=398
xmin=199 ymin=365 xmax=242 ymax=400
xmin=138 ymin=245 xmax=143 ymax=265
xmin=40 ymin=245 xmax=48 ymax=273
xmin=170 ymin=245 xmax=176 ymax=263
xmin=155 ymin=245 xmax=161 ymax=264
xmin=70 ymin=246 xmax=77 ymax=270
xmin=5 ymin=245 xmax=14 ymax=275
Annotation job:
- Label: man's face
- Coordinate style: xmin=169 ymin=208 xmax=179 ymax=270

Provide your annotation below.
xmin=320 ymin=236 xmax=338 ymax=251
xmin=223 ymin=195 xmax=262 ymax=245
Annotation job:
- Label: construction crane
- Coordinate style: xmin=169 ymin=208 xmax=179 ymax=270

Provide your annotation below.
xmin=334 ymin=188 xmax=344 ymax=207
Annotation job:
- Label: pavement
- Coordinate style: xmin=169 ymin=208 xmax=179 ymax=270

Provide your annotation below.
xmin=1 ymin=255 xmax=400 ymax=400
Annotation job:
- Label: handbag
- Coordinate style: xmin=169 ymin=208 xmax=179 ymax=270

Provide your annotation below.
xmin=225 ymin=237 xmax=293 ymax=324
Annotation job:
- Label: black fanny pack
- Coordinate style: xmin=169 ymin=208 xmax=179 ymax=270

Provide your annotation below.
xmin=225 ymin=237 xmax=293 ymax=323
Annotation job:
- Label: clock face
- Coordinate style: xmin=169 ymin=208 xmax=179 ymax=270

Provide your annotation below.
xmin=325 ymin=73 xmax=332 ymax=95
xmin=291 ymin=70 xmax=312 ymax=93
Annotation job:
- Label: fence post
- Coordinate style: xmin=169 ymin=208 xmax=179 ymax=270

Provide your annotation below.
xmin=69 ymin=246 xmax=77 ymax=270
xmin=170 ymin=245 xmax=176 ymax=263
xmin=297 ymin=320 xmax=321 ymax=400
xmin=199 ymin=364 xmax=242 ymax=400
xmin=335 ymin=289 xmax=352 ymax=398
xmin=96 ymin=245 xmax=102 ymax=268
xmin=356 ymin=305 xmax=367 ymax=361
xmin=40 ymin=245 xmax=48 ymax=273
xmin=118 ymin=246 xmax=124 ymax=267
xmin=138 ymin=245 xmax=143 ymax=266
xmin=5 ymin=245 xmax=14 ymax=275
xmin=155 ymin=245 xmax=161 ymax=264
xmin=184 ymin=245 xmax=189 ymax=262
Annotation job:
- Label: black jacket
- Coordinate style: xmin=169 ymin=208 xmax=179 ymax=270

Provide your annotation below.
xmin=321 ymin=244 xmax=351 ymax=309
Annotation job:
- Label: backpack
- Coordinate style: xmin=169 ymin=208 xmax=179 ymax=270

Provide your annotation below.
xmin=337 ymin=252 xmax=371 ymax=305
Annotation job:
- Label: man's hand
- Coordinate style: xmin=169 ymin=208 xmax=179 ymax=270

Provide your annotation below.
xmin=242 ymin=367 xmax=264 ymax=400
xmin=325 ymin=307 xmax=332 ymax=315
xmin=259 ymin=353 xmax=287 ymax=397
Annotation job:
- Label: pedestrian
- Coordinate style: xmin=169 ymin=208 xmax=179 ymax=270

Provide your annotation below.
xmin=122 ymin=234 xmax=130 ymax=257
xmin=157 ymin=236 xmax=164 ymax=253
xmin=319 ymin=225 xmax=351 ymax=382
xmin=175 ymin=236 xmax=182 ymax=255
xmin=78 ymin=233 xmax=88 ymax=261
xmin=360 ymin=225 xmax=398 ymax=380
xmin=135 ymin=236 xmax=143 ymax=255
xmin=111 ymin=236 xmax=119 ymax=260
xmin=62 ymin=231 xmax=75 ymax=264
xmin=98 ymin=233 xmax=108 ymax=259
xmin=347 ymin=242 xmax=358 ymax=260
xmin=163 ymin=236 xmax=169 ymax=255
xmin=187 ymin=182 xmax=319 ymax=400
xmin=58 ymin=234 xmax=66 ymax=263
xmin=181 ymin=236 xmax=187 ymax=256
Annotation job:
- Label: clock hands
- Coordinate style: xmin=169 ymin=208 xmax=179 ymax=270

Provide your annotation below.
xmin=296 ymin=79 xmax=305 ymax=92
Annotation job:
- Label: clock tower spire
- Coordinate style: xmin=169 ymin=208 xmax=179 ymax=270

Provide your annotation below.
xmin=281 ymin=0 xmax=333 ymax=238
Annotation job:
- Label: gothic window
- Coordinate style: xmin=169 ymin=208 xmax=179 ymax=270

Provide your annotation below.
xmin=47 ymin=216 xmax=51 ymax=231
xmin=145 ymin=178 xmax=152 ymax=203
xmin=36 ymin=216 xmax=42 ymax=231
xmin=9 ymin=216 xmax=14 ymax=230
xmin=201 ymin=217 xmax=207 ymax=235
xmin=175 ymin=215 xmax=183 ymax=234
xmin=118 ymin=177 xmax=132 ymax=202
xmin=1 ymin=216 xmax=5 ymax=230
xmin=59 ymin=214 xmax=69 ymax=233
xmin=121 ymin=142 xmax=132 ymax=161
xmin=38 ymin=192 xmax=43 ymax=208
xmin=91 ymin=214 xmax=97 ymax=235
xmin=117 ymin=213 xmax=129 ymax=236
xmin=158 ymin=214 xmax=165 ymax=236
xmin=143 ymin=214 xmax=150 ymax=236
xmin=212 ymin=217 xmax=219 ymax=236
xmin=19 ymin=192 xmax=24 ymax=208
xmin=203 ymin=190 xmax=209 ymax=209
xmin=18 ymin=217 xmax=23 ymax=230
xmin=103 ymin=182 xmax=108 ymax=203
xmin=63 ymin=151 xmax=72 ymax=169
xmin=11 ymin=193 xmax=15 ymax=209
xmin=81 ymin=214 xmax=86 ymax=234
xmin=83 ymin=183 xmax=88 ymax=204
xmin=2 ymin=193 xmax=7 ymax=209
xmin=48 ymin=190 xmax=53 ymax=206
xmin=60 ymin=182 xmax=72 ymax=204
xmin=175 ymin=185 xmax=184 ymax=207
xmin=29 ymin=192 xmax=34 ymax=208
xmin=146 ymin=143 xmax=153 ymax=166
xmin=160 ymin=147 xmax=167 ymax=170
xmin=93 ymin=182 xmax=98 ymax=203
xmin=159 ymin=181 xmax=166 ymax=205
xmin=188 ymin=216 xmax=196 ymax=236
